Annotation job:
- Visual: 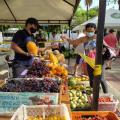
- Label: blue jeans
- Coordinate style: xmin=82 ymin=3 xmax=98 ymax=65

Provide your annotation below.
xmin=87 ymin=64 xmax=108 ymax=93
xmin=12 ymin=58 xmax=34 ymax=78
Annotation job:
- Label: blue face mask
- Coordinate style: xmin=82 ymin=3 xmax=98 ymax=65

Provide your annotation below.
xmin=86 ymin=32 xmax=95 ymax=37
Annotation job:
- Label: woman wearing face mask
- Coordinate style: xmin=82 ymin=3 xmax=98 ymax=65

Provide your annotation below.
xmin=11 ymin=18 xmax=50 ymax=78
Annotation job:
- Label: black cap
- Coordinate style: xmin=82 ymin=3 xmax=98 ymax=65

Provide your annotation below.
xmin=25 ymin=17 xmax=40 ymax=29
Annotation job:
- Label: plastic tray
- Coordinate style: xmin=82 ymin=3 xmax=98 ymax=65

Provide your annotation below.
xmin=72 ymin=111 xmax=119 ymax=120
xmin=11 ymin=104 xmax=71 ymax=120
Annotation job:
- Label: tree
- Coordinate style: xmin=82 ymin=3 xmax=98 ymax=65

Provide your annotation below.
xmin=71 ymin=6 xmax=98 ymax=28
xmin=84 ymin=0 xmax=93 ymax=20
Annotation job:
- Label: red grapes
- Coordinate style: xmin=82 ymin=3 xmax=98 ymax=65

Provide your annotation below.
xmin=0 ymin=78 xmax=60 ymax=92
xmin=26 ymin=60 xmax=50 ymax=78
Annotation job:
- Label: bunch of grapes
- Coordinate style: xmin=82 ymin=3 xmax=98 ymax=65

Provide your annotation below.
xmin=0 ymin=80 xmax=23 ymax=92
xmin=27 ymin=60 xmax=50 ymax=78
xmin=23 ymin=79 xmax=40 ymax=92
xmin=0 ymin=78 xmax=60 ymax=92
xmin=39 ymin=78 xmax=60 ymax=92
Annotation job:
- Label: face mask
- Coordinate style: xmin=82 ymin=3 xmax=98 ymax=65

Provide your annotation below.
xmin=30 ymin=27 xmax=37 ymax=34
xmin=86 ymin=32 xmax=94 ymax=37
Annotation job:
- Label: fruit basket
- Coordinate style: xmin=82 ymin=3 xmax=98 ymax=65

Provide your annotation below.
xmin=90 ymin=94 xmax=119 ymax=112
xmin=72 ymin=111 xmax=119 ymax=120
xmin=10 ymin=104 xmax=71 ymax=120
xmin=68 ymin=80 xmax=92 ymax=111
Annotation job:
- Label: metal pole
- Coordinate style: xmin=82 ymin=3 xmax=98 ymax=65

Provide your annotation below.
xmin=92 ymin=0 xmax=107 ymax=110
xmin=118 ymin=0 xmax=120 ymax=10
xmin=68 ymin=22 xmax=71 ymax=65
xmin=87 ymin=5 xmax=89 ymax=20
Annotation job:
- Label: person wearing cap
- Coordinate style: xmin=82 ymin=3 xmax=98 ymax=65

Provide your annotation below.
xmin=11 ymin=17 xmax=50 ymax=78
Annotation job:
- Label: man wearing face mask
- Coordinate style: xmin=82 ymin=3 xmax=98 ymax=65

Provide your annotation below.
xmin=11 ymin=17 xmax=47 ymax=78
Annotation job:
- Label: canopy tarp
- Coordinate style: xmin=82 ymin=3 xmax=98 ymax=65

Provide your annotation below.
xmin=0 ymin=0 xmax=79 ymax=25
xmin=72 ymin=25 xmax=84 ymax=31
xmin=81 ymin=8 xmax=120 ymax=28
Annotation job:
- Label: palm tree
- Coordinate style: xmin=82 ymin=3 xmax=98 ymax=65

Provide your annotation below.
xmin=84 ymin=0 xmax=93 ymax=20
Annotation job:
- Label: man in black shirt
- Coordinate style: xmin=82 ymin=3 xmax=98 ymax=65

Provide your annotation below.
xmin=11 ymin=18 xmax=47 ymax=78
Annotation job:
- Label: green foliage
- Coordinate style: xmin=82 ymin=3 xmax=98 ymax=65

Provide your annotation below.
xmin=0 ymin=25 xmax=10 ymax=32
xmin=72 ymin=6 xmax=98 ymax=28
xmin=61 ymin=47 xmax=77 ymax=58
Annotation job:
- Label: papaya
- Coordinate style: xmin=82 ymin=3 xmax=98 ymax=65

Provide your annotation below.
xmin=27 ymin=41 xmax=38 ymax=56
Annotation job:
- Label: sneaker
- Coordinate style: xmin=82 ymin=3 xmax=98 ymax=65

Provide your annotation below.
xmin=111 ymin=57 xmax=116 ymax=61
xmin=105 ymin=67 xmax=111 ymax=70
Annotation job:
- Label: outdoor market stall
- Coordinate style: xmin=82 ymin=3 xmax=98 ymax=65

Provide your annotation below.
xmin=0 ymin=0 xmax=79 ymax=119
xmin=0 ymin=0 xmax=120 ymax=120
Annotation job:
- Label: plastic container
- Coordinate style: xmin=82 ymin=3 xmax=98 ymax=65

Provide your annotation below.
xmin=72 ymin=111 xmax=119 ymax=120
xmin=90 ymin=94 xmax=119 ymax=112
xmin=11 ymin=104 xmax=71 ymax=120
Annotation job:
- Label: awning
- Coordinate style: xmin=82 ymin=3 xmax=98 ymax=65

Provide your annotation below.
xmin=72 ymin=25 xmax=84 ymax=31
xmin=0 ymin=0 xmax=80 ymax=25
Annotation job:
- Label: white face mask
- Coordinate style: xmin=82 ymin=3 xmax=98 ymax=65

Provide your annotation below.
xmin=86 ymin=32 xmax=95 ymax=37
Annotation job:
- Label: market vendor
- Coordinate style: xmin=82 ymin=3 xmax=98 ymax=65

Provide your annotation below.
xmin=11 ymin=17 xmax=50 ymax=78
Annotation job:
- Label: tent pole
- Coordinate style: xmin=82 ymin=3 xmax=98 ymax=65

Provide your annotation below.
xmin=92 ymin=0 xmax=107 ymax=110
xmin=68 ymin=21 xmax=71 ymax=66
xmin=3 ymin=0 xmax=16 ymax=22
xmin=63 ymin=0 xmax=74 ymax=7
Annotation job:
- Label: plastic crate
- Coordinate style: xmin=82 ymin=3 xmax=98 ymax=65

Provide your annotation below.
xmin=11 ymin=104 xmax=71 ymax=120
xmin=90 ymin=94 xmax=119 ymax=112
xmin=72 ymin=111 xmax=119 ymax=120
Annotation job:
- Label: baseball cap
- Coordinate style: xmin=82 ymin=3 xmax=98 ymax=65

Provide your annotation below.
xmin=25 ymin=17 xmax=40 ymax=29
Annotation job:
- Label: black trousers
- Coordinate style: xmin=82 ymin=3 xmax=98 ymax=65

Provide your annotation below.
xmin=87 ymin=64 xmax=108 ymax=93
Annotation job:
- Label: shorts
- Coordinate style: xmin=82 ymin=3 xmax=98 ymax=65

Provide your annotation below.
xmin=76 ymin=55 xmax=83 ymax=64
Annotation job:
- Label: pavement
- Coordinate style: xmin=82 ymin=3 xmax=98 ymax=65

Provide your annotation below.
xmin=105 ymin=58 xmax=120 ymax=109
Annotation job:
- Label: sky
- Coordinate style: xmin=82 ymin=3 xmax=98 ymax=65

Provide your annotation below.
xmin=80 ymin=0 xmax=119 ymax=10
